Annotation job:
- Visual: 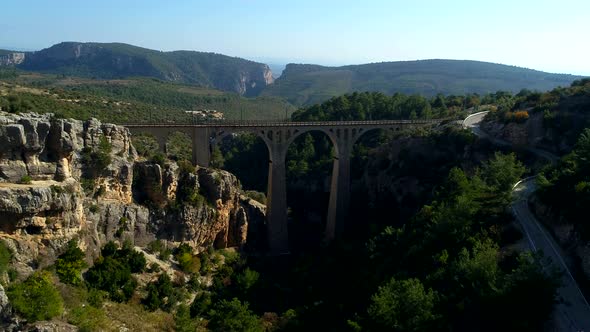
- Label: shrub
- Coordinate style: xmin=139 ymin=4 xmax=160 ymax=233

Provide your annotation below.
xmin=244 ymin=190 xmax=266 ymax=204
xmin=178 ymin=159 xmax=195 ymax=174
xmin=85 ymin=255 xmax=136 ymax=302
xmin=207 ymin=298 xmax=263 ymax=332
xmin=174 ymin=304 xmax=194 ymax=332
xmin=132 ymin=133 xmax=159 ymax=158
xmin=177 ymin=253 xmax=201 ymax=274
xmin=144 ymin=273 xmax=174 ymax=311
xmin=503 ymin=110 xmax=529 ymax=123
xmin=18 ymin=175 xmax=32 ymax=184
xmin=85 ymin=241 xmax=145 ymax=302
xmin=513 ymin=110 xmax=529 ymax=122
xmin=50 ymin=185 xmax=65 ymax=194
xmin=56 ymin=240 xmax=87 ymax=285
xmin=190 ymin=291 xmax=212 ymax=317
xmin=80 ymin=137 xmax=112 ymax=179
xmin=88 ymin=204 xmax=99 ymax=213
xmin=147 ymin=240 xmax=164 ymax=254
xmin=150 ymin=153 xmax=166 ymax=167
xmin=7 ymin=271 xmax=64 ymax=322
xmin=87 ymin=288 xmax=107 ymax=308
xmin=0 ymin=240 xmax=12 ymax=274
xmin=81 ymin=178 xmax=96 ymax=195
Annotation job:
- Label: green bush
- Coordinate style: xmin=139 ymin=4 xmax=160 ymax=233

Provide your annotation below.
xmin=150 ymin=153 xmax=166 ymax=167
xmin=244 ymin=190 xmax=266 ymax=204
xmin=88 ymin=204 xmax=99 ymax=213
xmin=207 ymin=298 xmax=263 ymax=332
xmin=50 ymin=185 xmax=65 ymax=194
xmin=7 ymin=271 xmax=64 ymax=322
xmin=178 ymin=159 xmax=195 ymax=174
xmin=0 ymin=240 xmax=12 ymax=275
xmin=81 ymin=178 xmax=96 ymax=194
xmin=174 ymin=243 xmax=200 ymax=274
xmin=85 ymin=241 xmax=145 ymax=302
xmin=18 ymin=175 xmax=32 ymax=184
xmin=80 ymin=137 xmax=112 ymax=179
xmin=190 ymin=291 xmax=212 ymax=317
xmin=132 ymin=133 xmax=159 ymax=158
xmin=174 ymin=304 xmax=195 ymax=332
xmin=56 ymin=240 xmax=87 ymax=285
xmin=143 ymin=273 xmax=174 ymax=311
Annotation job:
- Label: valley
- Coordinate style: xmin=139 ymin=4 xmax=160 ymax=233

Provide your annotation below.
xmin=0 ymin=32 xmax=588 ymax=332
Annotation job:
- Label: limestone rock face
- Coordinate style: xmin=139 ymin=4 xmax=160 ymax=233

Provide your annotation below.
xmin=0 ymin=53 xmax=25 ymax=66
xmin=0 ymin=111 xmax=265 ymax=279
xmin=0 ymin=283 xmax=13 ymax=323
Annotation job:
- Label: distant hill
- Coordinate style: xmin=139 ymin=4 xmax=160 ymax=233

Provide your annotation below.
xmin=261 ymin=60 xmax=584 ymax=106
xmin=0 ymin=42 xmax=274 ymax=96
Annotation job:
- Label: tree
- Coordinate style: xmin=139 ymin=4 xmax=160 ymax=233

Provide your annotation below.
xmin=479 ymin=152 xmax=526 ymax=192
xmin=208 ymin=298 xmax=263 ymax=332
xmin=144 ymin=273 xmax=174 ymax=311
xmin=55 ymin=239 xmax=87 ymax=285
xmin=175 ymin=304 xmax=195 ymax=332
xmin=368 ymin=278 xmax=438 ymax=331
xmin=7 ymin=271 xmax=64 ymax=322
xmin=190 ymin=291 xmax=212 ymax=317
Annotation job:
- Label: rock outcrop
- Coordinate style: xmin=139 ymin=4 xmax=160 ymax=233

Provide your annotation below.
xmin=481 ymin=110 xmax=582 ymax=155
xmin=0 ymin=111 xmax=265 ymax=277
xmin=0 ymin=53 xmax=25 ymax=66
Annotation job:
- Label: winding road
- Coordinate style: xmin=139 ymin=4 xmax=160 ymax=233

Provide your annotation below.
xmin=464 ymin=111 xmax=590 ymax=331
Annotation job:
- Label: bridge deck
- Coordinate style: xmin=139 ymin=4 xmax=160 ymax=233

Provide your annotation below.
xmin=123 ymin=119 xmax=444 ymax=128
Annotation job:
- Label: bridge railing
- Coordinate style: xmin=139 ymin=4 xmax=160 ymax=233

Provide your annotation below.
xmin=122 ymin=118 xmax=451 ymax=127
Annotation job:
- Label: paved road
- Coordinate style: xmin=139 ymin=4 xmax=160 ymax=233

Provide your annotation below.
xmin=465 ymin=111 xmax=590 ymax=331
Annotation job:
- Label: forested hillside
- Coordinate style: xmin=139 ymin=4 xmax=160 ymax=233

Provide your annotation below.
xmin=0 ymin=71 xmax=294 ymax=122
xmin=262 ymin=60 xmax=582 ymax=106
xmin=0 ymin=42 xmax=274 ymax=96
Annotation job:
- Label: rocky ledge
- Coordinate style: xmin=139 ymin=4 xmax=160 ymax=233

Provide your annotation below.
xmin=0 ymin=111 xmax=265 ymax=277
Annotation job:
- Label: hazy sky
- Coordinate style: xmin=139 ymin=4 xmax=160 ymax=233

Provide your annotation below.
xmin=2 ymin=0 xmax=589 ymax=75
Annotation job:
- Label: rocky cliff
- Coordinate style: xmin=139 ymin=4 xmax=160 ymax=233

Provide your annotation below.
xmin=0 ymin=111 xmax=265 ymax=277
xmin=0 ymin=53 xmax=25 ymax=66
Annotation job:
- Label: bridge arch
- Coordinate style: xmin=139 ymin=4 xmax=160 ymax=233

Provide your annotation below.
xmin=124 ymin=119 xmax=443 ymax=254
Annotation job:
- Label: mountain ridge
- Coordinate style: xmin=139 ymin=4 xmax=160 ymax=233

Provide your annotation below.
xmin=262 ymin=59 xmax=584 ymax=106
xmin=0 ymin=42 xmax=274 ymax=96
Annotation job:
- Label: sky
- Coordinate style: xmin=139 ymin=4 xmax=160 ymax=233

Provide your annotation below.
xmin=1 ymin=0 xmax=589 ymax=75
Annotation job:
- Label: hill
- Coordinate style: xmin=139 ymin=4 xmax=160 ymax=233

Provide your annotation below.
xmin=0 ymin=72 xmax=294 ymax=123
xmin=261 ymin=60 xmax=584 ymax=106
xmin=0 ymin=42 xmax=274 ymax=96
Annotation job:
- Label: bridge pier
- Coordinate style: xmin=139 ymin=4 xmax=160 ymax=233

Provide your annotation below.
xmin=266 ymin=145 xmax=289 ymax=255
xmin=326 ymin=148 xmax=351 ymax=241
xmin=192 ymin=128 xmax=211 ymax=167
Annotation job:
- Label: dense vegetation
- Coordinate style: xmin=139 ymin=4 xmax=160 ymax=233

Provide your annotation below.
xmin=0 ymin=72 xmax=294 ymax=122
xmin=262 ymin=60 xmax=581 ymax=106
xmin=538 ymin=128 xmax=590 ymax=239
xmin=291 ymin=90 xmax=478 ymax=121
xmin=0 ymin=62 xmax=577 ymax=330
xmin=484 ymin=78 xmax=590 ymax=153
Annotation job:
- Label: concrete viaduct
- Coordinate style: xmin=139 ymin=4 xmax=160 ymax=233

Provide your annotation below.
xmin=124 ymin=119 xmax=443 ymax=254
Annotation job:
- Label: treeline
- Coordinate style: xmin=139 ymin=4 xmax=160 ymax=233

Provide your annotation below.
xmin=291 ymin=91 xmax=481 ymax=121
xmin=485 ymin=78 xmax=590 ymax=150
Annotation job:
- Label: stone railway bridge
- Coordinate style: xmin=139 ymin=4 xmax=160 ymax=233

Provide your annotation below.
xmin=124 ymin=119 xmax=444 ymax=254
